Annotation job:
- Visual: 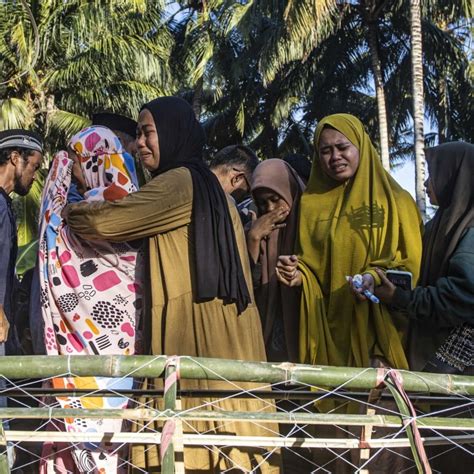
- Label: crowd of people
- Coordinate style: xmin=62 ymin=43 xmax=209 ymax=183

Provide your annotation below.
xmin=0 ymin=96 xmax=472 ymax=473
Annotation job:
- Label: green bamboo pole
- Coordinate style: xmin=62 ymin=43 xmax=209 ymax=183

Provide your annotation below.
xmin=0 ymin=423 xmax=9 ymax=474
xmin=0 ymin=408 xmax=471 ymax=431
xmin=0 ymin=355 xmax=473 ymax=395
xmin=0 ymin=388 xmax=468 ymax=404
xmin=3 ymin=430 xmax=473 ymax=450
xmin=161 ymin=361 xmax=178 ymax=474
xmin=385 ymin=379 xmax=426 ymax=473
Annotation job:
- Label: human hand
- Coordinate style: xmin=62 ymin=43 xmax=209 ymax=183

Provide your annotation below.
xmin=276 ymin=255 xmax=302 ymax=287
xmin=348 ymin=273 xmax=375 ymax=302
xmin=247 ymin=208 xmax=289 ymax=242
xmin=0 ymin=306 xmax=10 ymax=343
xmin=374 ymin=268 xmax=397 ymax=304
xmin=61 ymin=204 xmax=70 ymax=221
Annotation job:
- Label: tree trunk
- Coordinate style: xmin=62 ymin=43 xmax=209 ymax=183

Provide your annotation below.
xmin=192 ymin=76 xmax=204 ymax=120
xmin=437 ymin=77 xmax=449 ymax=143
xmin=410 ymin=0 xmax=426 ymax=219
xmin=367 ymin=19 xmax=390 ymax=171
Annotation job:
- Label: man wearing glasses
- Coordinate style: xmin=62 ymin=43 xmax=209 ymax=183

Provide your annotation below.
xmin=210 ymin=144 xmax=259 ymax=204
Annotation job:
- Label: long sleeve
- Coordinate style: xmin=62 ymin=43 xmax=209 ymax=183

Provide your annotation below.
xmin=0 ymin=201 xmax=13 ymax=306
xmin=67 ymin=167 xmax=193 ymax=242
xmin=392 ymin=227 xmax=474 ymax=328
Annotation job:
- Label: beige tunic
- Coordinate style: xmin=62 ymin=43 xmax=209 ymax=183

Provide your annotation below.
xmin=68 ymin=168 xmax=281 ymax=473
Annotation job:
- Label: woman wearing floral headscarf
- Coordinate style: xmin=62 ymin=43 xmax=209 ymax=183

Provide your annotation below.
xmin=39 ymin=126 xmax=143 ymax=473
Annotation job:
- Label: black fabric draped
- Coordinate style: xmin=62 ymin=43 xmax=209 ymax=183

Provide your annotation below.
xmin=421 ymin=141 xmax=474 ymax=285
xmin=142 ymin=96 xmax=251 ymax=313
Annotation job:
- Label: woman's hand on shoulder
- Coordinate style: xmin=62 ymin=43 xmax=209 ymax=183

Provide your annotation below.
xmin=276 ymin=255 xmax=302 ymax=287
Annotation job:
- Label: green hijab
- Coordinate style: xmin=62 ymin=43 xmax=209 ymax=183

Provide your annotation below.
xmin=297 ymin=114 xmax=422 ymax=369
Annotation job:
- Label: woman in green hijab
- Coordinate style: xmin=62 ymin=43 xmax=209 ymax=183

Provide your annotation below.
xmin=277 ymin=113 xmax=423 ymax=371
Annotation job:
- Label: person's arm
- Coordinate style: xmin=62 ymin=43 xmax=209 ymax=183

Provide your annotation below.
xmin=376 ymin=229 xmax=474 ymax=328
xmin=0 ymin=206 xmax=11 ymax=342
xmin=66 ymin=167 xmax=193 ymax=242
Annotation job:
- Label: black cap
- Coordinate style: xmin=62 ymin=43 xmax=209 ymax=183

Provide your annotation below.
xmin=92 ymin=112 xmax=137 ymax=138
xmin=0 ymin=129 xmax=43 ymax=152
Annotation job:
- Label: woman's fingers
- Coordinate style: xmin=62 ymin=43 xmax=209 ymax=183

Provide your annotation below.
xmin=347 ymin=275 xmax=368 ymax=301
xmin=276 ymin=267 xmax=302 ymax=287
xmin=375 ymin=268 xmax=392 ymax=286
xmin=278 ymin=254 xmax=298 ymax=266
xmin=275 ymin=267 xmax=288 ymax=285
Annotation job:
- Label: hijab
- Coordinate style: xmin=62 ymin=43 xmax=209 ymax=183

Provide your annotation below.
xmin=421 ymin=142 xmax=474 ymax=285
xmin=39 ymin=128 xmax=142 ymax=469
xmin=69 ymin=125 xmax=136 ymax=200
xmin=251 ymin=159 xmax=305 ymax=361
xmin=297 ymin=113 xmax=422 ymax=369
xmin=141 ymin=96 xmax=251 ymax=313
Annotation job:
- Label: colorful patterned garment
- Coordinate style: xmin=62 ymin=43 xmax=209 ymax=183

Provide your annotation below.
xmin=39 ymin=126 xmax=143 ymax=474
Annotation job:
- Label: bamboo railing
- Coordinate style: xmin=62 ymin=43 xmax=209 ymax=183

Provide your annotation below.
xmin=0 ymin=355 xmax=472 ymax=473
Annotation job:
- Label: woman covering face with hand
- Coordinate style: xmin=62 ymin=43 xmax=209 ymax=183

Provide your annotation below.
xmin=247 ymin=159 xmax=305 ymax=362
xmin=277 ymin=114 xmax=423 ymax=371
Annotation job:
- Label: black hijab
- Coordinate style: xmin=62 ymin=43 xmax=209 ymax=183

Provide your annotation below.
xmin=142 ymin=97 xmax=251 ymax=313
xmin=421 ymin=141 xmax=474 ymax=285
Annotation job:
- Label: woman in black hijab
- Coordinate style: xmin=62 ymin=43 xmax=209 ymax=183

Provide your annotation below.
xmin=66 ymin=96 xmax=281 ymax=473
xmin=376 ymin=141 xmax=474 ymax=374
xmin=142 ymin=97 xmax=251 ymax=313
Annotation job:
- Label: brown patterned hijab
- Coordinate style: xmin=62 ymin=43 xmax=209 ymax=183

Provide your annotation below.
xmin=421 ymin=141 xmax=474 ymax=285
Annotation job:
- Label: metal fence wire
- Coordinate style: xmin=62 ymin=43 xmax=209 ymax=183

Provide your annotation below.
xmin=0 ymin=355 xmax=472 ymax=473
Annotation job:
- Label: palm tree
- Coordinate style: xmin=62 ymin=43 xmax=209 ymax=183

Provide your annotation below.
xmin=0 ymin=0 xmax=174 ymax=272
xmin=0 ymin=0 xmax=173 ymax=149
xmin=409 ymin=0 xmax=426 ymax=217
xmin=364 ymin=0 xmax=391 ymax=170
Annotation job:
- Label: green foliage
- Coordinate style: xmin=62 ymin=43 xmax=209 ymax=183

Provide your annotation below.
xmin=0 ymin=0 xmax=471 ymax=259
xmin=16 ymin=239 xmax=39 ymax=277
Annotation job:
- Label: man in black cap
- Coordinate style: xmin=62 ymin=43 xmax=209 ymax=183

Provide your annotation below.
xmin=0 ymin=129 xmax=43 ymax=347
xmin=92 ymin=112 xmax=137 ymax=154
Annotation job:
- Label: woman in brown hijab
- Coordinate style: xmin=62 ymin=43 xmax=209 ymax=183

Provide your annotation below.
xmin=247 ymin=159 xmax=305 ymax=362
xmin=376 ymin=141 xmax=474 ymax=374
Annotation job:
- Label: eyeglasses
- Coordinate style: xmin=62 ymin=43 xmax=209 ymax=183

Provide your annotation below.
xmin=232 ymin=167 xmax=251 ymax=192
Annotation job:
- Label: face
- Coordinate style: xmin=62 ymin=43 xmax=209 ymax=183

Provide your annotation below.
xmin=229 ymin=167 xmax=251 ymax=203
xmin=69 ymin=149 xmax=88 ymax=196
xmin=115 ymin=130 xmax=137 ymax=156
xmin=253 ymin=188 xmax=290 ymax=222
xmin=424 ymin=176 xmax=438 ymax=206
xmin=318 ymin=127 xmax=360 ymax=182
xmin=13 ymin=150 xmax=42 ymax=196
xmin=136 ymin=109 xmax=160 ymax=171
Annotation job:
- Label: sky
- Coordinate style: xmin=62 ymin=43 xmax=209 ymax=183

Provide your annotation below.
xmin=392 ymin=160 xmax=415 ymax=197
